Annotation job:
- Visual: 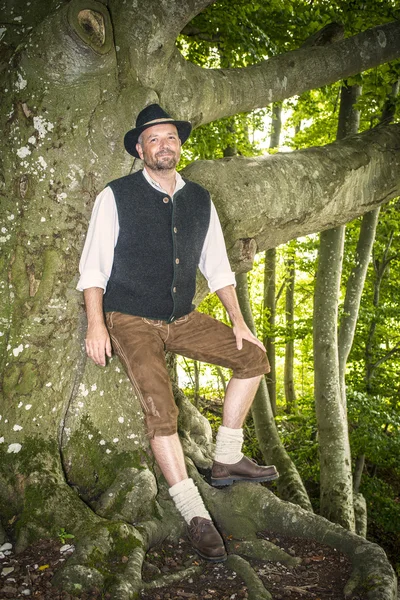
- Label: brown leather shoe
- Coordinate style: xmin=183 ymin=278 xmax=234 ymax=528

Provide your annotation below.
xmin=187 ymin=517 xmax=227 ymax=562
xmin=211 ymin=455 xmax=279 ymax=487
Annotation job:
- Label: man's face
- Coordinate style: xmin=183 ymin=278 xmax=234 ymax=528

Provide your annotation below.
xmin=136 ymin=123 xmax=181 ymax=171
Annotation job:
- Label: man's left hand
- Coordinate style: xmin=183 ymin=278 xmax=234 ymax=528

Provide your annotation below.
xmin=233 ymin=320 xmax=266 ymax=352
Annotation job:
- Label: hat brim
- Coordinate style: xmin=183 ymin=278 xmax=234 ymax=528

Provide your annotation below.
xmin=124 ymin=120 xmax=192 ymax=158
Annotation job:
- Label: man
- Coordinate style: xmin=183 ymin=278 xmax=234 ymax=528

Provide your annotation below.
xmin=77 ymin=104 xmax=278 ymax=562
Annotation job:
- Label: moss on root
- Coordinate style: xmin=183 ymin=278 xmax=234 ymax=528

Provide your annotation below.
xmin=63 ymin=415 xmax=145 ymax=504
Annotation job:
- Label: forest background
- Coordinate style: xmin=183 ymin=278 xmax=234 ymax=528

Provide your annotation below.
xmin=176 ymin=0 xmax=400 ymax=576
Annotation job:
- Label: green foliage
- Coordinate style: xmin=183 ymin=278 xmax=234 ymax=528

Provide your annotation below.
xmin=360 ymin=475 xmax=400 ymax=575
xmin=275 ymin=395 xmax=320 ymax=485
xmin=176 ymin=0 xmax=400 ymax=572
xmin=57 ymin=528 xmax=75 ymax=545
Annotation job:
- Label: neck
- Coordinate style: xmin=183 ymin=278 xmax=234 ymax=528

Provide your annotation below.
xmin=145 ymin=166 xmax=177 ymax=196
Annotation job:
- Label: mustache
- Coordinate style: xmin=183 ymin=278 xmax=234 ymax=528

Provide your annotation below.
xmin=156 ymin=149 xmax=175 ymax=156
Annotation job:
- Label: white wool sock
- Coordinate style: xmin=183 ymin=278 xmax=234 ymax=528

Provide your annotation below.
xmin=214 ymin=425 xmax=244 ymax=464
xmin=169 ymin=478 xmax=211 ymax=524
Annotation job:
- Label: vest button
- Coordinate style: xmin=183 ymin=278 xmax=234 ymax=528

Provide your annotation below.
xmin=173 ymin=287 xmax=177 ymax=293
xmin=173 ymin=227 xmax=178 ymax=233
xmin=163 ymin=197 xmax=169 ymax=203
xmin=175 ymin=258 xmax=180 ymax=264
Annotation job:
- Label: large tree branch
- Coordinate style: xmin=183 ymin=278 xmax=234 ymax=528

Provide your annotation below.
xmin=182 ymin=123 xmax=400 ymax=269
xmin=159 ymin=21 xmax=400 ymax=126
xmin=108 ymin=0 xmax=215 ymax=88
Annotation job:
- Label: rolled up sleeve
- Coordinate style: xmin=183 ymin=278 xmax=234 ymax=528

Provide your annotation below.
xmin=199 ymin=201 xmax=236 ymax=293
xmin=76 ymin=187 xmax=119 ymax=292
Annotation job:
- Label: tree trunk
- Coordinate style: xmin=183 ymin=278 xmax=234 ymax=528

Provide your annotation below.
xmin=236 ymin=274 xmax=313 ymax=511
xmin=314 ymin=225 xmax=355 ymax=530
xmin=262 ymin=102 xmax=282 ymax=415
xmin=193 ymin=360 xmax=200 ymax=408
xmin=338 ymin=208 xmax=380 ymax=386
xmin=338 ymin=79 xmax=399 ymax=391
xmin=1 ymin=1 xmax=399 ymax=594
xmin=264 ymin=248 xmax=277 ymax=416
xmin=215 ymin=366 xmax=227 ymax=395
xmin=313 ymin=83 xmax=362 ymax=531
xmin=284 ymin=248 xmax=297 ymax=413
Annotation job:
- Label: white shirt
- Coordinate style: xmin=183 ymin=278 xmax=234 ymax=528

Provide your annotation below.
xmin=77 ymin=169 xmax=236 ymax=294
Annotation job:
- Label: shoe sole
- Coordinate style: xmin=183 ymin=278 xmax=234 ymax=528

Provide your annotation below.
xmin=211 ymin=472 xmax=279 ymax=487
xmin=194 ymin=548 xmax=228 ymax=562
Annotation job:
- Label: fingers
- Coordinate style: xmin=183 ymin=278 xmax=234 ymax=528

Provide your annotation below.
xmin=236 ymin=334 xmax=243 ymax=351
xmin=234 ymin=324 xmax=266 ymax=352
xmin=252 ymin=336 xmax=266 ymax=352
xmin=85 ymin=335 xmax=111 ymax=366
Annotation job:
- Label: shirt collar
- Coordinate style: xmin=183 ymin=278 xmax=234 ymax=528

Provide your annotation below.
xmin=142 ymin=167 xmax=185 ymax=196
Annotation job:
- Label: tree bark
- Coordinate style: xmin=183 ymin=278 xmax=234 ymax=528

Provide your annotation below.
xmin=159 ymin=21 xmax=400 ymax=126
xmin=284 ymin=249 xmax=297 ymax=413
xmin=338 ymin=208 xmax=381 ymax=384
xmin=193 ymin=360 xmax=200 ymax=408
xmin=313 ymin=83 xmax=361 ymax=531
xmin=264 ymin=248 xmax=277 ymax=416
xmin=183 ymin=123 xmax=400 ymax=268
xmin=262 ymin=102 xmax=282 ymax=415
xmin=236 ymin=274 xmax=312 ymax=511
xmin=338 ymin=79 xmax=399 ymax=387
xmin=314 ymin=225 xmax=355 ymax=530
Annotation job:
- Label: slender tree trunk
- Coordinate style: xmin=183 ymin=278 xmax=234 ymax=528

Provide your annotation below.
xmin=338 ymin=209 xmax=381 ymax=389
xmin=193 ymin=360 xmax=200 ymax=408
xmin=284 ymin=248 xmax=297 ymax=413
xmin=236 ymin=273 xmax=313 ymax=511
xmin=339 ymin=79 xmax=399 ymax=535
xmin=314 ymin=225 xmax=355 ymax=529
xmin=215 ymin=366 xmax=227 ymax=395
xmin=314 ymin=83 xmax=361 ymax=530
xmin=353 ymin=454 xmax=365 ymax=495
xmin=264 ymin=248 xmax=277 ymax=415
xmin=263 ymin=102 xmax=282 ymax=414
xmin=338 ymin=79 xmax=399 ymax=394
xmin=269 ymin=102 xmax=282 ymax=148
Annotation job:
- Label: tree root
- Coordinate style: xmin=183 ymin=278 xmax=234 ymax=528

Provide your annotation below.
xmin=143 ymin=564 xmax=204 ymax=590
xmin=226 ymin=554 xmax=272 ymax=600
xmin=107 ymin=546 xmax=146 ymax=600
xmin=198 ymin=481 xmax=397 ymax=600
xmin=52 ymin=521 xmax=144 ymax=595
xmin=226 ymin=538 xmax=300 ymax=566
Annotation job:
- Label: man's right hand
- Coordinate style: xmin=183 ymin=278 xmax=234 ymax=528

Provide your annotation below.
xmin=85 ymin=323 xmax=112 ymax=366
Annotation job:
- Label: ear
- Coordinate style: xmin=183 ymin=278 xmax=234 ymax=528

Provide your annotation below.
xmin=136 ymin=143 xmax=144 ymax=160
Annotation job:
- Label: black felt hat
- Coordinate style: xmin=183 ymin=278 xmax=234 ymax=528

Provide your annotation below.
xmin=124 ymin=104 xmax=192 ymax=158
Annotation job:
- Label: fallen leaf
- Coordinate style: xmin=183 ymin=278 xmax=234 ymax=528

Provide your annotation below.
xmin=38 ymin=565 xmax=49 ymax=571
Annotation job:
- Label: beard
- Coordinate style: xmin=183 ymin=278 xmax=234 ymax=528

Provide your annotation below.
xmin=143 ymin=150 xmax=179 ymax=171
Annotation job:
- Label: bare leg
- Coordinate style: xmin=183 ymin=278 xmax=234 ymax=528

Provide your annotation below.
xmin=150 ymin=432 xmax=188 ymax=486
xmin=222 ymin=375 xmax=262 ymax=428
xmin=212 ymin=375 xmax=278 ymax=486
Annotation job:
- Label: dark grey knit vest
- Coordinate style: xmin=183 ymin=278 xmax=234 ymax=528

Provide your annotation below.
xmin=103 ymin=171 xmax=211 ymax=323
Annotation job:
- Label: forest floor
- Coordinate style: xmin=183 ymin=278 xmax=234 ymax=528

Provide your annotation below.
xmin=0 ymin=529 xmax=370 ymax=600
